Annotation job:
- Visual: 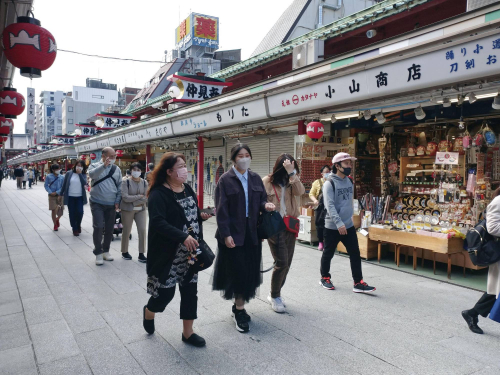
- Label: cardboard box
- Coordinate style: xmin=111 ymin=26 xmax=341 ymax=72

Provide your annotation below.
xmin=337 ymin=231 xmax=378 ymax=260
xmin=301 ymin=207 xmax=314 ymax=217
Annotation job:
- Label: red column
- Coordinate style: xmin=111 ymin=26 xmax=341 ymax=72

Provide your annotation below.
xmin=298 ymin=120 xmax=306 ymax=135
xmin=197 ymin=136 xmax=204 ymax=209
xmin=65 ymin=159 xmax=69 ymax=171
xmin=146 ymin=145 xmax=153 ymax=172
xmin=41 ymin=164 xmax=44 ymax=179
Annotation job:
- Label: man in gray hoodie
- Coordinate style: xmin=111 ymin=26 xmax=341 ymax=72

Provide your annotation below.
xmin=88 ymin=147 xmax=122 ymax=265
xmin=319 ymin=152 xmax=376 ymax=293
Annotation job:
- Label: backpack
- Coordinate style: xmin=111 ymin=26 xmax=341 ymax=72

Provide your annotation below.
xmin=465 ymin=219 xmax=500 ymax=266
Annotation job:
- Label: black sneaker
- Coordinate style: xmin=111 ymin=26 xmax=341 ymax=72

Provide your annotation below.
xmin=353 ymin=280 xmax=376 ymax=293
xmin=319 ymin=277 xmax=335 ymax=290
xmin=122 ymin=252 xmax=132 ymax=260
xmin=182 ymin=333 xmax=206 ymax=347
xmin=462 ymin=310 xmax=484 ymax=334
xmin=138 ymin=253 xmax=147 ymax=263
xmin=231 ymin=305 xmax=250 ymax=333
xmin=143 ymin=305 xmax=155 ymax=334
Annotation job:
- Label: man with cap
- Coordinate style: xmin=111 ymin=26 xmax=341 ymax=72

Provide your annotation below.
xmin=319 ymin=152 xmax=376 ymax=293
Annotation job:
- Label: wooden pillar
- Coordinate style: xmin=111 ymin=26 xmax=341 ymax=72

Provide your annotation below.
xmin=146 ymin=145 xmax=153 ymax=172
xmin=298 ymin=120 xmax=306 ymax=135
xmin=197 ymin=137 xmax=204 ymax=209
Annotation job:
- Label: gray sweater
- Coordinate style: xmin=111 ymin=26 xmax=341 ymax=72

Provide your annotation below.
xmin=88 ymin=161 xmax=122 ymax=205
xmin=322 ymin=174 xmax=354 ymax=230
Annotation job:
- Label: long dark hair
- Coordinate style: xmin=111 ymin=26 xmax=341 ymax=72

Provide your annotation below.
xmin=269 ymin=153 xmax=300 ymax=185
xmin=146 ymin=152 xmax=186 ymax=197
xmin=72 ymin=160 xmax=86 ymax=173
xmin=230 ymin=143 xmax=252 ymax=162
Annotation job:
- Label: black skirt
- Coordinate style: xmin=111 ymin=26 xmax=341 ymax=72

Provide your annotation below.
xmin=212 ymin=221 xmax=263 ymax=302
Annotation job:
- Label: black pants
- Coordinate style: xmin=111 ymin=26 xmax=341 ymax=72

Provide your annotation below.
xmin=68 ymin=196 xmax=84 ymax=232
xmin=472 ymin=293 xmax=497 ymax=318
xmin=317 ymin=226 xmax=325 ymax=243
xmin=147 ymin=282 xmax=198 ymax=320
xmin=22 ymin=181 xmax=26 ymax=188
xmin=321 ymin=226 xmax=363 ymax=283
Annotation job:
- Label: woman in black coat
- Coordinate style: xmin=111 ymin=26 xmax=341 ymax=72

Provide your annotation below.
xmin=213 ymin=143 xmax=275 ymax=333
xmin=143 ymin=152 xmax=211 ymax=348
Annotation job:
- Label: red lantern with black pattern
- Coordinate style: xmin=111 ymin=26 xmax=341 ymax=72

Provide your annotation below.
xmin=2 ymin=14 xmax=57 ymax=78
xmin=90 ymin=153 xmax=96 ymax=160
xmin=306 ymin=121 xmax=324 ymax=141
xmin=79 ymin=155 xmax=86 ymax=160
xmin=115 ymin=150 xmax=124 ymax=158
xmin=0 ymin=88 xmax=25 ymax=118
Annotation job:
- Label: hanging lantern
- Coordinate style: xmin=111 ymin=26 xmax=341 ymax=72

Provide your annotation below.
xmin=0 ymin=126 xmax=9 ymax=135
xmin=79 ymin=154 xmax=86 ymax=160
xmin=306 ymin=121 xmax=324 ymax=141
xmin=0 ymin=116 xmax=14 ymax=128
xmin=0 ymin=136 xmax=7 ymax=143
xmin=90 ymin=153 xmax=96 ymax=160
xmin=115 ymin=150 xmax=124 ymax=158
xmin=0 ymin=88 xmax=25 ymax=118
xmin=2 ymin=13 xmax=57 ymax=78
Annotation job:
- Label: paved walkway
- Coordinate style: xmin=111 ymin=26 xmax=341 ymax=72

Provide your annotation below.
xmin=0 ymin=178 xmax=499 ymax=375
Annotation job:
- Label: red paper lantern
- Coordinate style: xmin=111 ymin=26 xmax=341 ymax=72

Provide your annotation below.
xmin=306 ymin=121 xmax=324 ymax=141
xmin=116 ymin=150 xmax=124 ymax=157
xmin=0 ymin=88 xmax=25 ymax=118
xmin=2 ymin=15 xmax=57 ymax=78
xmin=0 ymin=126 xmax=9 ymax=135
xmin=0 ymin=136 xmax=7 ymax=142
xmin=79 ymin=155 xmax=86 ymax=160
xmin=0 ymin=116 xmax=14 ymax=128
xmin=90 ymin=153 xmax=96 ymax=160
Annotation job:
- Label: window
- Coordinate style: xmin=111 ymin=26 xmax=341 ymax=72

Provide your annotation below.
xmin=68 ymin=119 xmax=73 ymax=124
xmin=92 ymin=95 xmax=104 ymax=99
xmin=68 ymin=106 xmax=73 ymax=112
xmin=50 ymin=97 xmax=54 ymax=101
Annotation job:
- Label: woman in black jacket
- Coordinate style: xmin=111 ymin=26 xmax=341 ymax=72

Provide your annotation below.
xmin=213 ymin=144 xmax=275 ymax=333
xmin=143 ymin=152 xmax=211 ymax=348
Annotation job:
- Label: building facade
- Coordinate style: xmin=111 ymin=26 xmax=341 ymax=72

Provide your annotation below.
xmin=37 ymin=91 xmax=67 ymax=144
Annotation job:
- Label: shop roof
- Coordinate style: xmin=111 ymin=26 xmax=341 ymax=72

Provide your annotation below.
xmin=210 ymin=0 xmax=432 ymax=80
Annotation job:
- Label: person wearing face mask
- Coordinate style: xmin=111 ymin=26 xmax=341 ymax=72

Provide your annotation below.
xmin=88 ymin=147 xmax=123 ymax=266
xmin=120 ymin=163 xmax=148 ymax=262
xmin=44 ymin=164 xmax=65 ymax=231
xmin=60 ymin=160 xmax=88 ymax=236
xmin=309 ymin=165 xmax=332 ymax=251
xmin=263 ymin=154 xmax=305 ymax=313
xmin=319 ymin=153 xmax=376 ymax=293
xmin=213 ymin=144 xmax=276 ymax=333
xmin=143 ymin=152 xmax=212 ymax=348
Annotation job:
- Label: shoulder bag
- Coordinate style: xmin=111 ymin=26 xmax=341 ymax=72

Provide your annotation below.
xmin=272 ymin=184 xmax=300 ymax=234
xmin=92 ymin=165 xmax=117 ymax=187
xmin=465 ymin=219 xmax=500 ymax=266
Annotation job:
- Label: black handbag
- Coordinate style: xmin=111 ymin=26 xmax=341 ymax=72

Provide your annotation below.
xmin=257 ymin=210 xmax=287 ymax=239
xmin=465 ymin=219 xmax=500 ymax=266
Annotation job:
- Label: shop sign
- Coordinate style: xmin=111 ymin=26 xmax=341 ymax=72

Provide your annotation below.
xmin=435 ymin=152 xmax=459 ymax=165
xmin=142 ymin=123 xmax=173 ymax=140
xmin=96 ymin=138 xmax=110 ymax=148
xmin=78 ymin=126 xmax=97 ymax=137
xmin=167 ymin=73 xmax=231 ymax=102
xmin=27 ymin=87 xmax=35 ymax=129
xmin=175 ymin=13 xmax=219 ymax=51
xmin=109 ymin=134 xmax=127 ymax=147
xmin=172 ymin=99 xmax=267 ymax=135
xmin=77 ymin=142 xmax=98 ymax=153
xmin=268 ymin=34 xmax=500 ymax=117
xmin=51 ymin=135 xmax=74 ymax=145
xmin=125 ymin=129 xmax=148 ymax=143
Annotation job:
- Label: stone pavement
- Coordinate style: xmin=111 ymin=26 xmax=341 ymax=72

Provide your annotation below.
xmin=0 ymin=178 xmax=499 ymax=375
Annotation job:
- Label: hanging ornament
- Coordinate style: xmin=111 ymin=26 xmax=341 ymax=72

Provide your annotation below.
xmin=408 ymin=136 xmax=416 ymax=157
xmin=306 ymin=121 xmax=324 ymax=141
xmin=90 ymin=153 xmax=96 ymax=160
xmin=2 ymin=12 xmax=57 ymax=78
xmin=438 ymin=139 xmax=452 ymax=152
xmin=115 ymin=150 xmax=124 ymax=158
xmin=483 ymin=122 xmax=496 ymax=147
xmin=0 ymin=88 xmax=25 ymax=118
xmin=463 ymin=127 xmax=471 ymax=149
xmin=0 ymin=126 xmax=9 ymax=135
xmin=0 ymin=116 xmax=14 ymax=128
xmin=453 ymin=137 xmax=465 ymax=155
xmin=416 ymin=144 xmax=426 ymax=156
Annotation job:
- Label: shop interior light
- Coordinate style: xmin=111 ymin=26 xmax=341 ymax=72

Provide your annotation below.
xmin=493 ymin=94 xmax=500 ymax=110
xmin=458 ymin=116 xmax=465 ymax=130
xmin=442 ymin=98 xmax=451 ymax=107
xmin=414 ymin=105 xmax=426 ymax=120
xmin=375 ymin=112 xmax=386 ymax=124
xmin=457 ymin=95 xmax=465 ymax=106
xmin=363 ymin=110 xmax=371 ymax=120
xmin=95 ymin=118 xmax=104 ymax=128
xmin=74 ymin=128 xmax=82 ymax=135
xmin=468 ymin=92 xmax=477 ymax=104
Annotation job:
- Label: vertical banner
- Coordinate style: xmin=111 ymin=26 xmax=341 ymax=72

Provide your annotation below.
xmin=27 ymin=88 xmax=35 ymax=133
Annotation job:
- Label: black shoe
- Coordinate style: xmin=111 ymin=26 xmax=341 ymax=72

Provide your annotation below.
xmin=462 ymin=310 xmax=483 ymax=334
xmin=143 ymin=306 xmax=155 ymax=334
xmin=182 ymin=333 xmax=206 ymax=347
xmin=122 ymin=252 xmax=132 ymax=260
xmin=231 ymin=305 xmax=250 ymax=333
xmin=138 ymin=253 xmax=147 ymax=263
xmin=232 ymin=304 xmax=251 ymax=322
xmin=353 ymin=280 xmax=376 ymax=294
xmin=319 ymin=277 xmax=335 ymax=290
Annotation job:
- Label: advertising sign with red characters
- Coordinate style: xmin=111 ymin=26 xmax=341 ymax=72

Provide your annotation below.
xmin=175 ymin=12 xmax=219 ymax=51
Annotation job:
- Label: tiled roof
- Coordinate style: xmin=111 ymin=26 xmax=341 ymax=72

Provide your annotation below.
xmin=121 ymin=92 xmax=171 ymax=115
xmin=210 ymin=0 xmax=431 ymax=80
xmin=250 ymin=0 xmax=310 ymax=57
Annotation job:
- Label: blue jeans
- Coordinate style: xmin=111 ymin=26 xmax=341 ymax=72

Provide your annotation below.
xmin=68 ymin=196 xmax=84 ymax=232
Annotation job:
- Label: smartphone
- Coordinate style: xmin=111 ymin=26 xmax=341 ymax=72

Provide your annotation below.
xmin=201 ymin=207 xmax=216 ymax=216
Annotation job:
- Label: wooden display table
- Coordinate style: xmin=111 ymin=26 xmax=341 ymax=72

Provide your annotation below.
xmin=368 ymin=227 xmax=466 ymax=279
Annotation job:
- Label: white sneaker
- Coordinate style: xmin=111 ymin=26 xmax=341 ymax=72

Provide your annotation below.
xmin=267 ymin=294 xmax=286 ymax=313
xmin=95 ymin=254 xmax=104 ymax=266
xmin=103 ymin=252 xmax=114 ymax=261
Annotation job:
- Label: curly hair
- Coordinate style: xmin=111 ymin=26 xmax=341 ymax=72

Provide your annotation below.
xmin=146 ymin=152 xmax=186 ymax=197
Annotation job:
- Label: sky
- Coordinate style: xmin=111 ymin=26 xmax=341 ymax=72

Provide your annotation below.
xmin=12 ymin=0 xmax=292 ymax=134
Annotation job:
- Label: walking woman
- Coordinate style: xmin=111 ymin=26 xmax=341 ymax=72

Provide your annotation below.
xmin=263 ymin=154 xmax=304 ymax=313
xmin=44 ymin=164 xmax=64 ymax=231
xmin=143 ymin=152 xmax=212 ymax=347
xmin=120 ymin=162 xmax=148 ymax=262
xmin=60 ymin=160 xmax=88 ymax=236
xmin=213 ymin=144 xmax=275 ymax=333
xmin=309 ymin=165 xmax=332 ymax=251
xmin=27 ymin=167 xmax=35 ymax=189
xmin=22 ymin=167 xmax=28 ymax=189
xmin=462 ymin=189 xmax=500 ymax=334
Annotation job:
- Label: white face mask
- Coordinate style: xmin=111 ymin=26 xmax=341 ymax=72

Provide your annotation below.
xmin=76 ymin=167 xmax=83 ymax=173
xmin=108 ymin=159 xmax=116 ymax=165
xmin=54 ymin=170 xmax=60 ymax=175
xmin=323 ymin=173 xmax=331 ymax=179
xmin=236 ymin=157 xmax=251 ymax=171
xmin=131 ymin=171 xmax=141 ymax=178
